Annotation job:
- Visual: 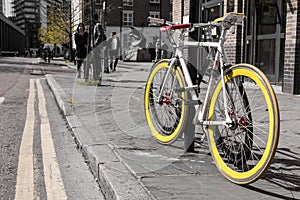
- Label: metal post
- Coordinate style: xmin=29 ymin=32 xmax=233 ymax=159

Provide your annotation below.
xmin=69 ymin=0 xmax=73 ymax=61
xmin=118 ymin=6 xmax=123 ymax=60
xmin=182 ymin=0 xmax=195 ymax=152
xmin=90 ymin=0 xmax=94 ymax=50
xmin=159 ymin=0 xmax=162 ymax=59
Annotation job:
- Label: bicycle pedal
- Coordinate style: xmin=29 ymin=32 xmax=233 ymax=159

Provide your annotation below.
xmin=187 ymin=100 xmax=202 ymax=105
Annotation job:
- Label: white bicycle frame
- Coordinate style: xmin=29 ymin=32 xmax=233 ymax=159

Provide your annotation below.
xmin=161 ymin=25 xmax=233 ymax=127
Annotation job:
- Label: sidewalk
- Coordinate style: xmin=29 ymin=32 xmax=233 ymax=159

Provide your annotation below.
xmin=46 ymin=59 xmax=300 ymax=200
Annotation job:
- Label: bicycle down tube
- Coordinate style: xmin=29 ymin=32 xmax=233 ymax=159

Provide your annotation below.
xmin=174 ymin=28 xmax=232 ymax=127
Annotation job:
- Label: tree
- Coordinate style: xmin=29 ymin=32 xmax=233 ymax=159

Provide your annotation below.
xmin=38 ymin=0 xmax=95 ymax=59
xmin=38 ymin=7 xmax=68 ymax=45
xmin=38 ymin=4 xmax=69 ymax=46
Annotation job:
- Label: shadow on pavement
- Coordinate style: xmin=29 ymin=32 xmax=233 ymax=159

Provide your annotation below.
xmin=245 ymin=147 xmax=300 ymax=199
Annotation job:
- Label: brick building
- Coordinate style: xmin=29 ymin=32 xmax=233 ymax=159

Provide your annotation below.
xmin=173 ymin=0 xmax=300 ymax=94
xmin=105 ymin=0 xmax=172 ymax=27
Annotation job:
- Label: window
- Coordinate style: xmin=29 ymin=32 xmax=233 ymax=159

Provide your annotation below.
xmin=227 ymin=0 xmax=234 ymax=12
xmin=123 ymin=11 xmax=134 ymax=26
xmin=123 ymin=0 xmax=134 ymax=6
xmin=149 ymin=11 xmax=160 ymax=18
xmin=150 ymin=0 xmax=160 ymax=3
xmin=95 ymin=0 xmax=101 ymax=5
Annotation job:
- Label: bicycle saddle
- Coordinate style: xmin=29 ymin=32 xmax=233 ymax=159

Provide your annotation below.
xmin=214 ymin=12 xmax=245 ymax=28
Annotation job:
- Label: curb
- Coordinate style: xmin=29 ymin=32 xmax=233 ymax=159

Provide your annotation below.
xmin=46 ymin=75 xmax=154 ymax=200
xmin=46 ymin=75 xmax=73 ymax=116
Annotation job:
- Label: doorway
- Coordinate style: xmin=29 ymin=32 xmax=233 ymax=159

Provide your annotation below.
xmin=188 ymin=0 xmax=224 ymax=76
xmin=201 ymin=0 xmax=224 ymax=23
xmin=245 ymin=0 xmax=286 ymax=84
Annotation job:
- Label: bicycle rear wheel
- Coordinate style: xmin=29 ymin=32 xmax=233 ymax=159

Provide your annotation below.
xmin=207 ymin=64 xmax=280 ymax=184
xmin=144 ymin=60 xmax=188 ymax=144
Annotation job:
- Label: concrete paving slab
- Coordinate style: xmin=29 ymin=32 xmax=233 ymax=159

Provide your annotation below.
xmin=47 ymin=60 xmax=300 ymax=200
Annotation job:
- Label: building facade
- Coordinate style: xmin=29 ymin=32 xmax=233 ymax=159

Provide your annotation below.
xmin=173 ymin=0 xmax=300 ymax=94
xmin=104 ymin=0 xmax=172 ymax=27
xmin=0 ymin=0 xmax=3 ymax=14
xmin=13 ymin=0 xmax=41 ymax=49
xmin=0 ymin=13 xmax=25 ymax=53
xmin=103 ymin=0 xmax=172 ymax=53
xmin=73 ymin=0 xmax=172 ymax=57
xmin=3 ymin=0 xmax=14 ymax=17
xmin=12 ymin=0 xmax=63 ymax=49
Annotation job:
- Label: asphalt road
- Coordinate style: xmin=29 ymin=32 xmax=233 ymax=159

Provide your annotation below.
xmin=0 ymin=57 xmax=104 ymax=199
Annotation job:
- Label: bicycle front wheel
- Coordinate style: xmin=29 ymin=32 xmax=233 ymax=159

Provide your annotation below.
xmin=144 ymin=60 xmax=188 ymax=144
xmin=208 ymin=64 xmax=280 ymax=184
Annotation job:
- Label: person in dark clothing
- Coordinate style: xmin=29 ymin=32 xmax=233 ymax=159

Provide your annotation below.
xmin=93 ymin=14 xmax=106 ymax=47
xmin=105 ymin=32 xmax=121 ymax=72
xmin=74 ymin=23 xmax=88 ymax=78
xmin=45 ymin=46 xmax=51 ymax=63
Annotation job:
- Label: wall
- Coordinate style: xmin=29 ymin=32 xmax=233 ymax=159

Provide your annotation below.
xmin=0 ymin=13 xmax=25 ymax=53
xmin=283 ymin=0 xmax=300 ymax=94
xmin=223 ymin=0 xmax=244 ymax=64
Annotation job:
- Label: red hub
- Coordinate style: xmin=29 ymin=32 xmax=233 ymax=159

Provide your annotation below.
xmin=165 ymin=98 xmax=171 ymax=105
xmin=238 ymin=117 xmax=247 ymax=130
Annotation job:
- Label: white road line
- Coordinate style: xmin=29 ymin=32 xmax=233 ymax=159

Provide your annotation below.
xmin=0 ymin=97 xmax=5 ymax=104
xmin=15 ymin=79 xmax=35 ymax=200
xmin=36 ymin=79 xmax=67 ymax=200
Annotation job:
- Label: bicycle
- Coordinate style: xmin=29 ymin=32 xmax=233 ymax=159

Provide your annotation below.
xmin=144 ymin=12 xmax=280 ymax=185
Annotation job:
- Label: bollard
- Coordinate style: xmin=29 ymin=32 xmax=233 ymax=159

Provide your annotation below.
xmin=183 ymin=93 xmax=196 ymax=152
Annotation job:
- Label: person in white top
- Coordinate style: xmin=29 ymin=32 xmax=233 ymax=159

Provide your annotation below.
xmin=105 ymin=32 xmax=121 ymax=73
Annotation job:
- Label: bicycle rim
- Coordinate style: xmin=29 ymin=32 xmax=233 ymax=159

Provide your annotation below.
xmin=208 ymin=64 xmax=280 ymax=184
xmin=144 ymin=60 xmax=188 ymax=144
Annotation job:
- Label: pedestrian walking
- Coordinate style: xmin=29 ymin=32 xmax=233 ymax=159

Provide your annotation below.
xmin=155 ymin=38 xmax=160 ymax=62
xmin=45 ymin=46 xmax=51 ymax=63
xmin=74 ymin=23 xmax=88 ymax=78
xmin=92 ymin=14 xmax=107 ymax=81
xmin=161 ymin=40 xmax=169 ymax=59
xmin=105 ymin=32 xmax=121 ymax=73
xmin=24 ymin=48 xmax=28 ymax=57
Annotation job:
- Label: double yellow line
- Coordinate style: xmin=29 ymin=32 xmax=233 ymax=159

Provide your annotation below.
xmin=15 ymin=79 xmax=67 ymax=200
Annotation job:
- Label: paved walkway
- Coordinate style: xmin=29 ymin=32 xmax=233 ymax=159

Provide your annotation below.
xmin=47 ymin=58 xmax=300 ymax=200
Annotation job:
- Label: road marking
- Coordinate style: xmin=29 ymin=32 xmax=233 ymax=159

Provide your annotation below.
xmin=0 ymin=97 xmax=5 ymax=104
xmin=36 ymin=79 xmax=67 ymax=200
xmin=15 ymin=79 xmax=35 ymax=200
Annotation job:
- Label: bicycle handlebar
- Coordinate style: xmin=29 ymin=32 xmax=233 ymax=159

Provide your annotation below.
xmin=160 ymin=24 xmax=191 ymax=32
xmin=148 ymin=17 xmax=222 ymax=33
xmin=149 ymin=12 xmax=245 ymax=32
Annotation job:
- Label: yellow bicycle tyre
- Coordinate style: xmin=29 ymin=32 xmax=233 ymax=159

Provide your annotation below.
xmin=208 ymin=64 xmax=280 ymax=184
xmin=144 ymin=60 xmax=188 ymax=144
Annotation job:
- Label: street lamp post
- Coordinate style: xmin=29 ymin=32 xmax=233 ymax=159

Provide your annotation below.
xmin=102 ymin=0 xmax=107 ymax=30
xmin=118 ymin=6 xmax=123 ymax=60
xmin=69 ymin=0 xmax=73 ymax=62
xmin=90 ymin=0 xmax=95 ymax=50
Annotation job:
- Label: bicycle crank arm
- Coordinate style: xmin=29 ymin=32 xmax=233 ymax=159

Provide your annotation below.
xmin=202 ymin=121 xmax=228 ymax=126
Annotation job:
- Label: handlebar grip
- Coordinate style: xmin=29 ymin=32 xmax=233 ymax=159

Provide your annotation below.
xmin=148 ymin=17 xmax=165 ymax=25
xmin=172 ymin=23 xmax=191 ymax=30
xmin=160 ymin=24 xmax=191 ymax=32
